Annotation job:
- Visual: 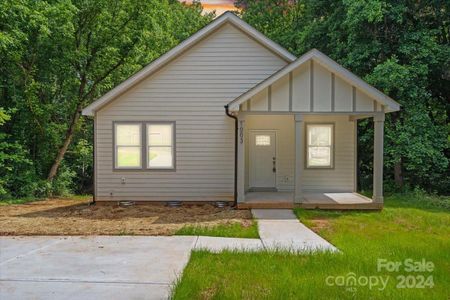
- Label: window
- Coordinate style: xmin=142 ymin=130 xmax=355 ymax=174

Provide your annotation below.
xmin=113 ymin=122 xmax=175 ymax=170
xmin=255 ymin=135 xmax=271 ymax=146
xmin=115 ymin=124 xmax=142 ymax=168
xmin=147 ymin=123 xmax=174 ymax=169
xmin=306 ymin=124 xmax=333 ymax=168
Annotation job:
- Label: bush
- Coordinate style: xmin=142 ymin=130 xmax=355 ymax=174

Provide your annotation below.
xmin=50 ymin=165 xmax=76 ymax=197
xmin=0 ymin=132 xmax=36 ymax=199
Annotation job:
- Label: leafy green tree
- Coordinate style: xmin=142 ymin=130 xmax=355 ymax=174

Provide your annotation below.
xmin=0 ymin=108 xmax=34 ymax=198
xmin=236 ymin=0 xmax=449 ymax=193
xmin=0 ymin=0 xmax=211 ymax=197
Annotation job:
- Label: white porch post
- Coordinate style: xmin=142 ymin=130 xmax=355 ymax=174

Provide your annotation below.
xmin=237 ymin=115 xmax=246 ymax=203
xmin=373 ymin=113 xmax=385 ymax=203
xmin=294 ymin=114 xmax=304 ymax=203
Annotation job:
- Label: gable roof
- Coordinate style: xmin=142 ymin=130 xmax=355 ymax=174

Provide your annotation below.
xmin=82 ymin=12 xmax=296 ymax=116
xmin=228 ymin=49 xmax=400 ymax=112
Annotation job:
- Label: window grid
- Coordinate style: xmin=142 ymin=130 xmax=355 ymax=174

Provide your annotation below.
xmin=113 ymin=122 xmax=175 ymax=170
xmin=255 ymin=135 xmax=271 ymax=146
xmin=306 ymin=124 xmax=334 ymax=168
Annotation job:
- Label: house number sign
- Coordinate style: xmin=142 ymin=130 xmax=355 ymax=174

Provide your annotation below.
xmin=239 ymin=121 xmax=244 ymax=144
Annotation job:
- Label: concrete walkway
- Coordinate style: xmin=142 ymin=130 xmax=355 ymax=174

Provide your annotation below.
xmin=252 ymin=209 xmax=337 ymax=252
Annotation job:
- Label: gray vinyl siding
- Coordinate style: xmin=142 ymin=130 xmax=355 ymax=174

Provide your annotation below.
xmin=95 ymin=23 xmax=287 ymax=201
xmin=300 ymin=115 xmax=356 ymax=192
xmin=244 ymin=115 xmax=355 ymax=193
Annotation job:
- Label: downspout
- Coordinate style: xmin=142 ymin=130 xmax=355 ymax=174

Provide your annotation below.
xmin=224 ymin=105 xmax=238 ymax=208
xmin=90 ymin=116 xmax=96 ymax=206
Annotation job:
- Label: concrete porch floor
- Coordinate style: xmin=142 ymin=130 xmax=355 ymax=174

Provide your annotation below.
xmin=238 ymin=192 xmax=382 ymax=210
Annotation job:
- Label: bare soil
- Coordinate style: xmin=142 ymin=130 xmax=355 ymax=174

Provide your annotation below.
xmin=307 ymin=218 xmax=332 ymax=233
xmin=0 ymin=198 xmax=253 ymax=236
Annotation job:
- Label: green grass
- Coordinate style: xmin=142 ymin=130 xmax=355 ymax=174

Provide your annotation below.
xmin=175 ymin=221 xmax=259 ymax=239
xmin=172 ymin=193 xmax=450 ymax=299
xmin=0 ymin=197 xmax=41 ymax=205
xmin=0 ymin=194 xmax=92 ymax=206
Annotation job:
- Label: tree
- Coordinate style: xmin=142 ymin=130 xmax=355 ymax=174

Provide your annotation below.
xmin=0 ymin=0 xmax=212 ymax=197
xmin=45 ymin=0 xmax=212 ymax=181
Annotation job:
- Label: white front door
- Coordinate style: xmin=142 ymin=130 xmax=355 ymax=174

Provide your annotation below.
xmin=249 ymin=131 xmax=276 ymax=189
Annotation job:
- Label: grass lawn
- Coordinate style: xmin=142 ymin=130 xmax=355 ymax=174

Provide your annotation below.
xmin=175 ymin=220 xmax=259 ymax=238
xmin=172 ymin=193 xmax=450 ymax=299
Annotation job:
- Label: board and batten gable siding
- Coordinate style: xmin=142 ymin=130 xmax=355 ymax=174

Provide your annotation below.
xmin=240 ymin=59 xmax=385 ymax=113
xmin=95 ymin=23 xmax=288 ymax=201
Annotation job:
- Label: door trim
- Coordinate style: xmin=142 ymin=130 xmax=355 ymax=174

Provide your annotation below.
xmin=248 ymin=129 xmax=277 ymax=189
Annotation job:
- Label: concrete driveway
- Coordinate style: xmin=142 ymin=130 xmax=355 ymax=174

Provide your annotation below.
xmin=0 ymin=236 xmax=196 ymax=300
xmin=0 ymin=235 xmax=264 ymax=299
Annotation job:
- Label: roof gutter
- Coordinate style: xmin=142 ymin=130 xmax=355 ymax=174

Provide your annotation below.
xmin=224 ymin=105 xmax=238 ymax=208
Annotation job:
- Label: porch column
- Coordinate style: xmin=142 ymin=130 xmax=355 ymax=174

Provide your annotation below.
xmin=294 ymin=114 xmax=304 ymax=203
xmin=237 ymin=115 xmax=246 ymax=203
xmin=373 ymin=113 xmax=385 ymax=203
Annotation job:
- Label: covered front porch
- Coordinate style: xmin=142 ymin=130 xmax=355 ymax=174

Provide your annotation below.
xmin=227 ymin=51 xmax=398 ymax=210
xmin=234 ymin=112 xmax=385 ymax=210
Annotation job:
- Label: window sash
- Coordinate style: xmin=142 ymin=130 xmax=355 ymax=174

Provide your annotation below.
xmin=148 ymin=146 xmax=174 ymax=168
xmin=306 ymin=124 xmax=333 ymax=168
xmin=116 ymin=146 xmax=142 ymax=168
xmin=307 ymin=145 xmax=332 ymax=167
xmin=147 ymin=124 xmax=174 ymax=169
xmin=114 ymin=123 xmax=142 ymax=169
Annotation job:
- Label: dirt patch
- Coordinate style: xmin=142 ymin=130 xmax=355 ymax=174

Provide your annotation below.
xmin=307 ymin=218 xmax=332 ymax=233
xmin=0 ymin=198 xmax=253 ymax=236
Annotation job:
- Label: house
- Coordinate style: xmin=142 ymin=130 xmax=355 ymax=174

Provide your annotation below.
xmin=82 ymin=12 xmax=400 ymax=209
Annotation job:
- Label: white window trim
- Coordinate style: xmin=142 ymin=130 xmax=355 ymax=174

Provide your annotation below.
xmin=305 ymin=123 xmax=335 ymax=169
xmin=113 ymin=121 xmax=176 ymax=171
